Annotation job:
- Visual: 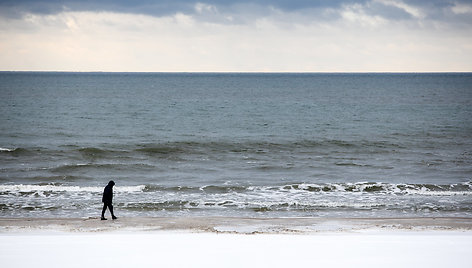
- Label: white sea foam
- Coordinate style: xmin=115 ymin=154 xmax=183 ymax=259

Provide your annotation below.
xmin=289 ymin=182 xmax=472 ymax=196
xmin=403 ymin=189 xmax=472 ymax=196
xmin=0 ymin=147 xmax=15 ymax=152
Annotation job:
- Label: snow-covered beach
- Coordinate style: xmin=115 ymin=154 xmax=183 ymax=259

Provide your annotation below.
xmin=1 ymin=217 xmax=471 ymax=268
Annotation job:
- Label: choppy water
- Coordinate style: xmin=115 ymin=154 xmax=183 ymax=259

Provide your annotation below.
xmin=1 ymin=72 xmax=471 ymax=218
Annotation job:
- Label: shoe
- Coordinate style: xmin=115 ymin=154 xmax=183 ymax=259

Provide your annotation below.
xmin=101 ymin=217 xmax=107 ymax=220
xmin=112 ymin=216 xmax=117 ymax=220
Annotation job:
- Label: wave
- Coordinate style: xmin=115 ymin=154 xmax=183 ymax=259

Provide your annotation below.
xmin=0 ymin=147 xmax=31 ymax=155
xmin=142 ymin=185 xmax=249 ymax=193
xmin=1 ymin=181 xmax=470 ymax=197
xmin=0 ymin=184 xmax=146 ymax=193
xmin=51 ymin=163 xmax=116 ymax=173
xmin=51 ymin=163 xmax=156 ymax=173
xmin=135 ymin=145 xmax=186 ymax=155
xmin=77 ymin=147 xmax=107 ymax=155
xmin=281 ymin=181 xmax=472 ymax=196
xmin=2 ymin=181 xmax=471 ymax=216
xmin=77 ymin=147 xmax=109 ymax=158
xmin=141 ymin=181 xmax=472 ymax=196
xmin=146 ymin=181 xmax=472 ymax=196
xmin=2 ymin=139 xmax=411 ymax=159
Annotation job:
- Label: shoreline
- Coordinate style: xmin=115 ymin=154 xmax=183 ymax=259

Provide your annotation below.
xmin=1 ymin=216 xmax=471 ymax=234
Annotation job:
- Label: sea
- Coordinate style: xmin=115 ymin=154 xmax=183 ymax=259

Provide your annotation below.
xmin=0 ymin=72 xmax=471 ymax=218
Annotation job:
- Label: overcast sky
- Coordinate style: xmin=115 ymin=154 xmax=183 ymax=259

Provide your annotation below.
xmin=1 ymin=0 xmax=471 ymax=72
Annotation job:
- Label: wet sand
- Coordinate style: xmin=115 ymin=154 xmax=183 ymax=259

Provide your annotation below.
xmin=1 ymin=216 xmax=471 ymax=234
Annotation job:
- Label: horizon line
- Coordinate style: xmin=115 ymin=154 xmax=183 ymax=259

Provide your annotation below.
xmin=1 ymin=71 xmax=471 ymax=74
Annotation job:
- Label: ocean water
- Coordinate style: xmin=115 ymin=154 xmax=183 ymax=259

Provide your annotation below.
xmin=0 ymin=72 xmax=471 ymax=218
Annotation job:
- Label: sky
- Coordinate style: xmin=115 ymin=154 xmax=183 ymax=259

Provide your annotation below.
xmin=0 ymin=0 xmax=471 ymax=72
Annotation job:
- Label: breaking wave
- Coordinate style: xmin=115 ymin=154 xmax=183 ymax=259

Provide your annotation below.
xmin=0 ymin=184 xmax=146 ymax=194
xmin=143 ymin=181 xmax=472 ymax=196
xmin=1 ymin=181 xmax=470 ymax=196
xmin=279 ymin=181 xmax=472 ymax=196
xmin=1 ymin=181 xmax=471 ymax=217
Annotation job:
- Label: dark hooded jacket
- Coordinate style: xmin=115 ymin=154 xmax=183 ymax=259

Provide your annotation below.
xmin=102 ymin=181 xmax=115 ymax=204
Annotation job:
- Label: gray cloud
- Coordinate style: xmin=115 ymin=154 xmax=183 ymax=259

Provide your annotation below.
xmin=0 ymin=1 xmax=311 ymax=14
xmin=0 ymin=0 xmax=421 ymax=17
xmin=1 ymin=0 xmax=472 ymax=26
xmin=0 ymin=1 xmax=190 ymax=17
xmin=0 ymin=1 xmax=367 ymax=15
xmin=1 ymin=0 xmax=471 ymax=72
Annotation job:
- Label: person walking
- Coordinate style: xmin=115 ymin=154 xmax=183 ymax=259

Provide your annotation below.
xmin=101 ymin=180 xmax=117 ymax=220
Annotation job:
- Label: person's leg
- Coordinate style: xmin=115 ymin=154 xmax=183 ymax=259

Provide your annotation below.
xmin=109 ymin=204 xmax=117 ymax=219
xmin=101 ymin=203 xmax=108 ymax=220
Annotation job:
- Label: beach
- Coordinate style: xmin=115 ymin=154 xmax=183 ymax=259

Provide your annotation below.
xmin=1 ymin=217 xmax=472 ymax=233
xmin=1 ymin=217 xmax=472 ymax=267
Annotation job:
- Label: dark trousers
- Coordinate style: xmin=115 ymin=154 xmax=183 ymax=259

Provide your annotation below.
xmin=101 ymin=202 xmax=114 ymax=217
